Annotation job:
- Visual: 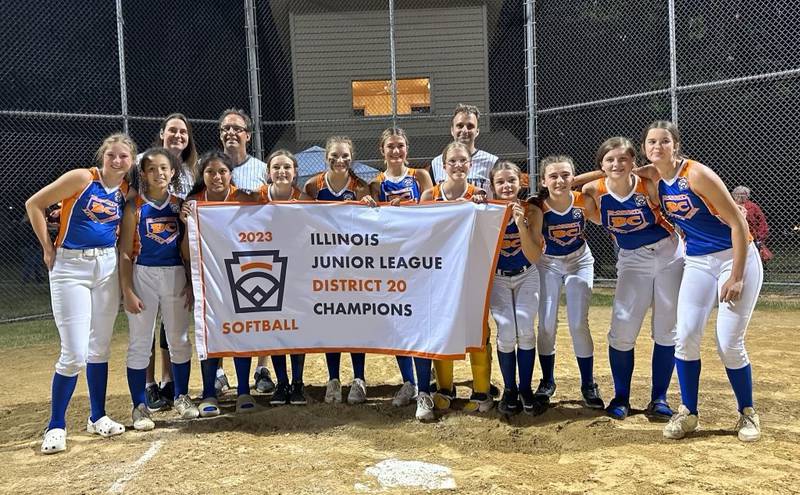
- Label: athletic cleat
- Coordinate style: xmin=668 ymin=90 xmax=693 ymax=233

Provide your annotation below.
xmin=159 ymin=381 xmax=175 ymax=408
xmin=489 ymin=383 xmax=501 ymax=399
xmin=534 ymin=379 xmax=557 ymax=400
xmin=606 ymin=397 xmax=631 ymax=420
xmin=198 ymin=397 xmax=220 ymax=418
xmin=521 ymin=389 xmax=548 ymax=416
xmin=132 ymin=403 xmax=155 ymax=431
xmin=392 ymin=381 xmax=417 ymax=407
xmin=645 ymin=399 xmax=673 ymax=421
xmin=347 ymin=378 xmax=367 ymax=404
xmin=433 ymin=387 xmax=456 ymax=411
xmin=415 ymin=392 xmax=436 ymax=421
xmin=254 ymin=367 xmax=276 ymax=394
xmin=289 ymin=382 xmax=307 ymax=405
xmin=463 ymin=392 xmax=494 ymax=413
xmin=236 ymin=394 xmax=258 ymax=414
xmin=41 ymin=428 xmax=66 ymax=455
xmin=145 ymin=383 xmax=166 ymax=412
xmin=215 ymin=370 xmax=230 ymax=396
xmin=87 ymin=415 xmax=125 ymax=437
xmin=325 ymin=378 xmax=342 ymax=403
xmin=663 ymin=404 xmax=698 ymax=439
xmin=498 ymin=389 xmax=522 ymax=415
xmin=270 ymin=381 xmax=290 ymax=405
xmin=581 ymin=382 xmax=605 ymax=409
xmin=174 ymin=394 xmax=199 ymax=419
xmin=736 ymin=407 xmax=761 ymax=442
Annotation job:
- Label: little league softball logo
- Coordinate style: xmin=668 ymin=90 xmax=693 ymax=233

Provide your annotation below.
xmin=225 ymin=250 xmax=288 ymax=313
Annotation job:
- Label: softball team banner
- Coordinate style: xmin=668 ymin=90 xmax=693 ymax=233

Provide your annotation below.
xmin=187 ymin=201 xmax=510 ymax=360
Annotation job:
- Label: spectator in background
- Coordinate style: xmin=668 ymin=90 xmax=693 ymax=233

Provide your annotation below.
xmin=732 ymin=186 xmax=772 ymax=262
xmin=218 ymin=108 xmax=268 ymax=193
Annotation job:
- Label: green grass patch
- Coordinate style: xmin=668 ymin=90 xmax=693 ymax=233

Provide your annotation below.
xmin=0 ymin=314 xmax=129 ymax=350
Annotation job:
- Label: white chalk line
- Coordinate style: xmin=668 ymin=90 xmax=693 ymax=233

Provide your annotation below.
xmin=107 ymin=439 xmax=163 ymax=494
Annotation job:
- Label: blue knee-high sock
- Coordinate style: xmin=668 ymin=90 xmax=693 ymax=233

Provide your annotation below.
xmin=351 ymin=353 xmax=366 ymax=380
xmin=608 ymin=347 xmax=634 ymax=401
xmin=325 ymin=352 xmax=341 ymax=380
xmin=271 ymin=354 xmax=289 ymax=383
xmin=290 ymin=354 xmax=305 ymax=383
xmin=497 ymin=350 xmax=517 ymax=392
xmin=539 ymin=353 xmax=555 ymax=385
xmin=48 ymin=373 xmax=78 ymax=430
xmin=396 ymin=355 xmax=415 ymax=385
xmin=126 ymin=367 xmax=147 ymax=408
xmin=726 ymin=364 xmax=753 ymax=413
xmin=201 ymin=358 xmax=220 ymax=399
xmin=675 ymin=358 xmax=701 ymax=415
xmin=86 ymin=362 xmax=109 ymax=423
xmin=576 ymin=356 xmax=594 ymax=386
xmin=517 ymin=348 xmax=535 ymax=393
xmin=414 ymin=357 xmax=432 ymax=394
xmin=233 ymin=357 xmax=252 ymax=396
xmin=651 ymin=343 xmax=675 ymax=402
xmin=172 ymin=360 xmax=191 ymax=399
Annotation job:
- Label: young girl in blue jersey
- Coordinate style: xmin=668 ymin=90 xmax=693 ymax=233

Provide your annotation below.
xmin=254 ymin=150 xmax=307 ymax=406
xmin=531 ymin=156 xmax=605 ymax=415
xmin=183 ymin=151 xmax=257 ymax=417
xmin=488 ymin=160 xmax=544 ymax=416
xmin=420 ymin=142 xmax=493 ymax=415
xmin=582 ymin=137 xmax=684 ymax=421
xmin=641 ymin=121 xmax=763 ymax=442
xmin=367 ymin=128 xmax=435 ymax=410
xmin=26 ymin=134 xmax=135 ymax=454
xmin=120 ymin=148 xmax=198 ymax=430
xmin=303 ymin=136 xmax=375 ymax=404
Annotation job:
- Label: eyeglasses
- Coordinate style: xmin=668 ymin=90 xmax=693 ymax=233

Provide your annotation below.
xmin=219 ymin=124 xmax=247 ymax=134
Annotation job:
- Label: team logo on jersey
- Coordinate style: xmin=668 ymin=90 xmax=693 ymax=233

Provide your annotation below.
xmin=341 ymin=192 xmax=356 ymax=201
xmin=572 ymin=208 xmax=583 ymax=219
xmin=661 ymin=194 xmax=699 ymax=220
xmin=634 ymin=194 xmax=648 ymax=207
xmin=169 ymin=202 xmax=181 ymax=214
xmin=83 ymin=195 xmax=120 ymax=223
xmin=386 ymin=187 xmax=413 ymax=202
xmin=548 ymin=221 xmax=581 ymax=246
xmin=501 ymin=231 xmax=522 ymax=257
xmin=605 ymin=209 xmax=648 ymax=233
xmin=145 ymin=217 xmax=180 ymax=245
xmin=402 ymin=177 xmax=414 ymax=187
xmin=225 ymin=250 xmax=288 ymax=313
xmin=678 ymin=177 xmax=689 ymax=191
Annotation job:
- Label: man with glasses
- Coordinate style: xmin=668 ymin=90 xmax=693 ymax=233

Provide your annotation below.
xmin=218 ymin=109 xmax=268 ymax=194
xmin=430 ymin=103 xmax=498 ymax=199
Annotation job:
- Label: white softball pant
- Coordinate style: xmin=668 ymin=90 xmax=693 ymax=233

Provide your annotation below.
xmin=126 ymin=265 xmax=191 ymax=369
xmin=674 ymin=242 xmax=763 ymax=368
xmin=537 ymin=243 xmax=595 ymax=357
xmin=50 ymin=247 xmax=120 ymax=376
xmin=608 ymin=233 xmax=684 ymax=351
xmin=490 ymin=266 xmax=539 ymax=353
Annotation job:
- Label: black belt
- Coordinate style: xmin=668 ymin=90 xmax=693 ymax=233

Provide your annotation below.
xmin=496 ymin=264 xmax=532 ymax=277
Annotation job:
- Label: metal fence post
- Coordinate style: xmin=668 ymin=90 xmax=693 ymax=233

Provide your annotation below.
xmin=667 ymin=0 xmax=679 ymax=125
xmin=388 ymin=0 xmax=398 ymax=129
xmin=115 ymin=0 xmax=129 ymax=134
xmin=244 ymin=0 xmax=263 ymax=160
xmin=524 ymin=0 xmax=539 ymax=180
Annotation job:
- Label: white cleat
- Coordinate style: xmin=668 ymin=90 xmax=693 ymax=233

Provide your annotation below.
xmin=347 ymin=378 xmax=367 ymax=405
xmin=392 ymin=381 xmax=418 ymax=407
xmin=736 ymin=407 xmax=761 ymax=442
xmin=132 ymin=403 xmax=155 ymax=431
xmin=325 ymin=378 xmax=342 ymax=403
xmin=663 ymin=404 xmax=698 ymax=439
xmin=415 ymin=392 xmax=436 ymax=422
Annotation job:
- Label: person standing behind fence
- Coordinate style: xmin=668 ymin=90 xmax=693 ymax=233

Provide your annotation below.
xmin=304 ymin=136 xmax=376 ymax=405
xmin=216 ymin=108 xmax=274 ymax=396
xmin=129 ymin=113 xmax=198 ymax=413
xmin=430 ymin=104 xmax=498 ymax=198
xmin=641 ymin=121 xmax=764 ymax=442
xmin=27 ymin=134 xmax=135 ymax=454
xmin=254 ymin=150 xmax=308 ymax=406
xmin=119 ymin=148 xmax=198 ymax=431
xmin=421 ymin=142 xmax=494 ymax=414
xmin=732 ymin=186 xmax=772 ymax=263
xmin=368 ymin=127 xmax=434 ymax=411
xmin=532 ymin=155 xmax=605 ymax=416
xmin=582 ymin=137 xmax=683 ymax=422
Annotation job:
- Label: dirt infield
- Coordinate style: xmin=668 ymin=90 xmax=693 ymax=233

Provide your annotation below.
xmin=1 ymin=303 xmax=799 ymax=494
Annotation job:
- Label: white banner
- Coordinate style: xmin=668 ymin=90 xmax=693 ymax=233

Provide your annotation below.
xmin=187 ymin=201 xmax=510 ymax=360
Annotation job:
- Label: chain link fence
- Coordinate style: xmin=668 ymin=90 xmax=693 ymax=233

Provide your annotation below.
xmin=1 ymin=0 xmax=797 ymax=320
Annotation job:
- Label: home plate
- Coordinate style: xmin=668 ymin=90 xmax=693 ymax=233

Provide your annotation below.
xmin=356 ymin=458 xmax=456 ymax=491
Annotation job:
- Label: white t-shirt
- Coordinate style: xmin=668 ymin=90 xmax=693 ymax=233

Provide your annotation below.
xmin=430 ymin=148 xmax=498 ymax=198
xmin=231 ymin=155 xmax=268 ymax=193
